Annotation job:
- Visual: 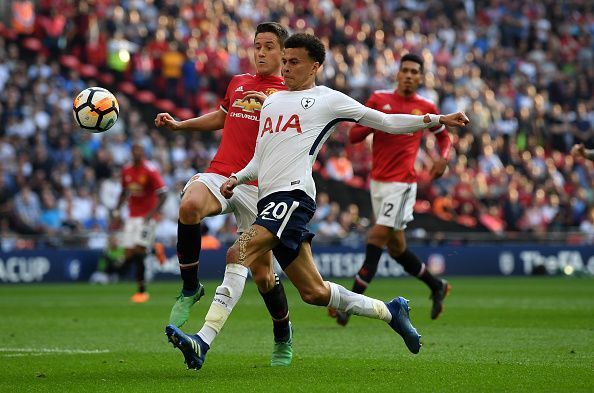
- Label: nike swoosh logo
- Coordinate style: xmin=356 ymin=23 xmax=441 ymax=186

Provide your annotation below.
xmin=262 ymin=103 xmax=272 ymax=110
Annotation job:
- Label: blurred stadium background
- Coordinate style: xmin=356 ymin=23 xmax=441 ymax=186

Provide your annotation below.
xmin=0 ymin=0 xmax=592 ymax=279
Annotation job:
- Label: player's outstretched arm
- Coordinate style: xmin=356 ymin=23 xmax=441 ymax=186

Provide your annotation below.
xmin=154 ymin=109 xmax=226 ymax=132
xmin=354 ymin=101 xmax=468 ymax=135
xmin=358 ymin=110 xmax=434 ymax=135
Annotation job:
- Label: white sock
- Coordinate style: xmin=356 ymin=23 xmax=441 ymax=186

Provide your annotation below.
xmin=197 ymin=264 xmax=248 ymax=346
xmin=327 ymin=281 xmax=391 ymax=323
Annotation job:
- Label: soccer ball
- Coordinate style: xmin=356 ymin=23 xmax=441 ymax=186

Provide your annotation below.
xmin=73 ymin=87 xmax=119 ymax=132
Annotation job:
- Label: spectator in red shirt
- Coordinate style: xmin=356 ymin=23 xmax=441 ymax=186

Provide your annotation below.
xmin=111 ymin=143 xmax=167 ymax=303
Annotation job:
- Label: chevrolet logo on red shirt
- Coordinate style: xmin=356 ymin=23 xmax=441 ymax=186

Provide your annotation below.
xmin=232 ymin=98 xmax=262 ymax=112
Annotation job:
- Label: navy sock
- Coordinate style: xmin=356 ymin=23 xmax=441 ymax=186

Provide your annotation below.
xmin=259 ymin=274 xmax=291 ymax=342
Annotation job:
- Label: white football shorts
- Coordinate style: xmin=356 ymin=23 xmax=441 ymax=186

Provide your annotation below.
xmin=182 ymin=172 xmax=258 ymax=233
xmin=370 ymin=180 xmax=417 ymax=230
xmin=121 ymin=217 xmax=157 ymax=249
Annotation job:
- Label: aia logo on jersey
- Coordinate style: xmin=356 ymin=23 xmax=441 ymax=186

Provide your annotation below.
xmin=301 ymin=97 xmax=315 ymax=109
xmin=232 ymin=98 xmax=262 ymax=112
xmin=260 ymin=114 xmax=302 ymax=136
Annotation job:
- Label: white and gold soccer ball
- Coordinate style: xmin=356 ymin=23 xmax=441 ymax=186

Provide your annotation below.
xmin=73 ymin=87 xmax=119 ymax=132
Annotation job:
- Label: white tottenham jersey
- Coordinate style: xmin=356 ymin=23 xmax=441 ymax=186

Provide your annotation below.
xmin=234 ymin=85 xmax=441 ymax=201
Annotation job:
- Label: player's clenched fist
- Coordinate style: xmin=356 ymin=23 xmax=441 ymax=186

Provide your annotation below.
xmin=154 ymin=112 xmax=180 ymax=130
xmin=220 ymin=176 xmax=239 ymax=199
xmin=439 ymin=112 xmax=469 ymax=127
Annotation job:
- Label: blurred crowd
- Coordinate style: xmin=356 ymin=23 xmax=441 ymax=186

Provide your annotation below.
xmin=0 ymin=0 xmax=593 ymax=250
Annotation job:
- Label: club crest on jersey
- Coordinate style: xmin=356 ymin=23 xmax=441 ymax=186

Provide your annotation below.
xmin=301 ymin=97 xmax=315 ymax=109
xmin=265 ymin=88 xmax=280 ymax=96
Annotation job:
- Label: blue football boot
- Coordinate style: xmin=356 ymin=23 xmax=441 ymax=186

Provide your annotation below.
xmin=165 ymin=324 xmax=209 ymax=370
xmin=385 ymin=297 xmax=422 ymax=354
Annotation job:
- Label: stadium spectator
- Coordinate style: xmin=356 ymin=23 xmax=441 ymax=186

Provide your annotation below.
xmin=317 ymin=210 xmax=346 ymax=243
xmin=160 ymin=41 xmax=184 ymax=101
xmin=11 ymin=0 xmax=34 ymax=36
xmin=14 ymin=185 xmax=43 ymax=235
xmin=39 ymin=189 xmax=62 ymax=233
xmin=324 ymin=150 xmax=354 ymax=182
xmin=580 ymin=206 xmax=594 ymax=245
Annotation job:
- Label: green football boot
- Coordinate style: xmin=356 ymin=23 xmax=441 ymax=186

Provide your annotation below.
xmin=270 ymin=322 xmax=293 ymax=367
xmin=168 ymin=284 xmax=205 ymax=327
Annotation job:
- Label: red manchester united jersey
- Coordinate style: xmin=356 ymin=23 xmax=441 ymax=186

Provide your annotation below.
xmin=349 ymin=90 xmax=449 ymax=183
xmin=121 ymin=160 xmax=167 ymax=217
xmin=206 ymin=73 xmax=287 ymax=180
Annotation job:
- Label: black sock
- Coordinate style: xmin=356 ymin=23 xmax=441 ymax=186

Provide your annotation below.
xmin=396 ymin=248 xmax=441 ymax=290
xmin=177 ymin=221 xmax=202 ymax=295
xmin=118 ymin=256 xmax=133 ymax=277
xmin=352 ymin=244 xmax=383 ymax=294
xmin=134 ymin=253 xmax=146 ymax=293
xmin=259 ymin=274 xmax=290 ymax=342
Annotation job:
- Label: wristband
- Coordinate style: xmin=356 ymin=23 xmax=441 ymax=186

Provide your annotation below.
xmin=427 ymin=114 xmax=441 ymax=127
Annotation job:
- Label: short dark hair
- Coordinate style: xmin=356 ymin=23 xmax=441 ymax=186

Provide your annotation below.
xmin=255 ymin=22 xmax=289 ymax=48
xmin=400 ymin=53 xmax=424 ymax=72
xmin=284 ymin=33 xmax=326 ymax=65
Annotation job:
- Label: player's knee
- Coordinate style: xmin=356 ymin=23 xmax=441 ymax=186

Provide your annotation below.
xmin=387 ymin=241 xmax=406 ymax=258
xmin=299 ymin=284 xmax=327 ymax=306
xmin=178 ymin=197 xmax=204 ymax=223
xmin=251 ymin=268 xmax=273 ymax=290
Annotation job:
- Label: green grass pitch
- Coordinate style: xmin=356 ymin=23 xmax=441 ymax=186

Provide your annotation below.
xmin=1 ymin=277 xmax=592 ymax=392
